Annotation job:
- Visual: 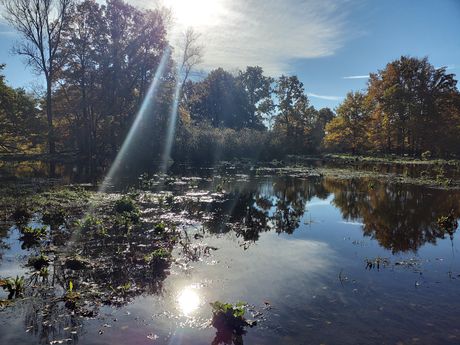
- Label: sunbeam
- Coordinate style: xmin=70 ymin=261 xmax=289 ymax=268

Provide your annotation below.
xmin=98 ymin=47 xmax=171 ymax=193
xmin=160 ymin=79 xmax=182 ymax=173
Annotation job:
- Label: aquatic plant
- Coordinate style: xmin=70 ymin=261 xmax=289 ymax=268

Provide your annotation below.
xmin=19 ymin=226 xmax=47 ymax=247
xmin=0 ymin=275 xmax=25 ymax=299
xmin=437 ymin=211 xmax=458 ymax=237
xmin=154 ymin=222 xmax=166 ymax=233
xmin=210 ymin=301 xmax=256 ymax=331
xmin=114 ymin=196 xmax=140 ymax=223
xmin=64 ymin=256 xmax=91 ymax=270
xmin=421 ymin=150 xmax=432 ymax=160
xmin=42 ymin=208 xmax=67 ymax=226
xmin=27 ymin=254 xmax=50 ymax=271
xmin=11 ymin=205 xmax=31 ymax=224
xmin=64 ymin=280 xmax=80 ymax=309
xmin=144 ymin=248 xmax=171 ymax=264
xmin=365 ymin=257 xmax=390 ymax=270
xmin=80 ymin=215 xmax=102 ymax=231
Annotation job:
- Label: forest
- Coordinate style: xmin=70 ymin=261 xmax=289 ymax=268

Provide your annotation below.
xmin=1 ymin=0 xmax=460 ymax=176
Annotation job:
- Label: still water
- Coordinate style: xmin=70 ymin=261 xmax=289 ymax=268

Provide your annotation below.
xmin=1 ymin=174 xmax=460 ymax=345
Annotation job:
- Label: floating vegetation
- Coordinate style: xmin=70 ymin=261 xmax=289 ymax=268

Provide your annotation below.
xmin=210 ymin=301 xmax=256 ymax=332
xmin=210 ymin=300 xmax=257 ymax=345
xmin=11 ymin=205 xmax=31 ymax=224
xmin=64 ymin=256 xmax=91 ymax=270
xmin=27 ymin=254 xmax=50 ymax=271
xmin=113 ymin=195 xmax=140 ymax=223
xmin=437 ymin=211 xmax=459 ymax=238
xmin=365 ymin=257 xmax=390 ymax=270
xmin=19 ymin=225 xmax=47 ymax=248
xmin=0 ymin=276 xmax=25 ymax=299
xmin=144 ymin=248 xmax=172 ymax=265
xmin=64 ymin=280 xmax=80 ymax=310
xmin=42 ymin=208 xmax=67 ymax=226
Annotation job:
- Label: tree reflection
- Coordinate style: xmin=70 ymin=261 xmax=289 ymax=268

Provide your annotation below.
xmin=184 ymin=175 xmax=460 ymax=254
xmin=324 ymin=177 xmax=460 ymax=253
xmin=188 ymin=176 xmax=328 ymax=241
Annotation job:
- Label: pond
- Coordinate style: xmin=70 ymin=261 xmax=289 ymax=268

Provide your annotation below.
xmin=1 ymin=171 xmax=460 ymax=345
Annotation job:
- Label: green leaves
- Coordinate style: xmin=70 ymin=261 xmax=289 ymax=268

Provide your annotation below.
xmin=210 ymin=300 xmax=247 ymax=319
xmin=0 ymin=275 xmax=25 ymax=299
xmin=114 ymin=196 xmax=140 ymax=224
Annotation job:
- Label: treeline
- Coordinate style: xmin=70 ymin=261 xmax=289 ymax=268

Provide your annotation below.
xmin=174 ymin=68 xmax=334 ymax=162
xmin=1 ymin=0 xmax=459 ymax=175
xmin=324 ymin=56 xmax=460 ymax=156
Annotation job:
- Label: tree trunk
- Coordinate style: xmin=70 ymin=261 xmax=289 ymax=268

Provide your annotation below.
xmin=46 ymin=79 xmax=55 ymax=154
xmin=46 ymin=78 xmax=56 ymax=176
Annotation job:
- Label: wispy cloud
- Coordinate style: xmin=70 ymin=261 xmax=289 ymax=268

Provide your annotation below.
xmin=343 ymin=75 xmax=369 ymax=79
xmin=307 ymin=92 xmax=343 ymax=101
xmin=0 ymin=31 xmax=16 ymax=36
xmin=149 ymin=0 xmax=354 ymax=75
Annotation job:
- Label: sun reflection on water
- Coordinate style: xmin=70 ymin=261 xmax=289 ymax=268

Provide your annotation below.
xmin=177 ymin=286 xmax=201 ymax=316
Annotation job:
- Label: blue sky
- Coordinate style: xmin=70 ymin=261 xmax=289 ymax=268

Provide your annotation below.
xmin=1 ymin=0 xmax=459 ymax=110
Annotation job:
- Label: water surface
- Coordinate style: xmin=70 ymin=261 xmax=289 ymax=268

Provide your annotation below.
xmin=1 ymin=174 xmax=459 ymax=345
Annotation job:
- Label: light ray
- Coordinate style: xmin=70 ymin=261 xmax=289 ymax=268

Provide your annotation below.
xmin=160 ymin=78 xmax=182 ymax=173
xmin=99 ymin=47 xmax=171 ymax=192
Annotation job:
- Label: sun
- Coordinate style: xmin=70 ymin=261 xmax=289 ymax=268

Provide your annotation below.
xmin=177 ymin=286 xmax=201 ymax=316
xmin=164 ymin=0 xmax=225 ymax=28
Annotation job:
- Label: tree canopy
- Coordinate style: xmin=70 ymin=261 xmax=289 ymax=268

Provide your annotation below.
xmin=1 ymin=0 xmax=459 ymax=173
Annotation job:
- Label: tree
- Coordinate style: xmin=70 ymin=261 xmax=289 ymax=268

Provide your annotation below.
xmin=237 ymin=66 xmax=274 ymax=129
xmin=57 ymin=0 xmax=106 ymax=171
xmin=185 ymin=68 xmax=252 ymax=129
xmin=311 ymin=107 xmax=334 ymax=150
xmin=324 ymin=91 xmax=369 ymax=153
xmin=2 ymin=0 xmax=73 ymax=158
xmin=273 ymin=75 xmax=316 ymax=152
xmin=367 ymin=56 xmax=458 ymax=154
xmin=0 ymin=64 xmax=43 ymax=153
xmin=177 ymin=28 xmax=203 ymax=88
xmin=52 ymin=0 xmax=171 ymax=170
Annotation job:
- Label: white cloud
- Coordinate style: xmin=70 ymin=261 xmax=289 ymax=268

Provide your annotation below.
xmin=342 ymin=75 xmax=369 ymax=79
xmin=146 ymin=0 xmax=353 ymax=75
xmin=307 ymin=92 xmax=343 ymax=101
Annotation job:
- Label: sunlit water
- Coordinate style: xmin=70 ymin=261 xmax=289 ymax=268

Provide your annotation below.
xmin=1 ymin=173 xmax=460 ymax=344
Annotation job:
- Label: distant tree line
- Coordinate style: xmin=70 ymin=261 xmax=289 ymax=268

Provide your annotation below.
xmin=1 ymin=0 xmax=459 ymax=175
xmin=324 ymin=56 xmax=460 ymax=156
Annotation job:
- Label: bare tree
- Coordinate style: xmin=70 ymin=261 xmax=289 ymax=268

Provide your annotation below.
xmin=2 ymin=0 xmax=73 ymax=157
xmin=178 ymin=27 xmax=203 ymax=87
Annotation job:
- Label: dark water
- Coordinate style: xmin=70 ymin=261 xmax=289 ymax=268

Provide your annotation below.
xmin=1 ymin=174 xmax=460 ymax=345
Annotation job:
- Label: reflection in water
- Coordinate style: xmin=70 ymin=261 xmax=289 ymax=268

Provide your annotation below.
xmin=179 ymin=175 xmax=459 ymax=253
xmin=1 ymin=173 xmax=460 ymax=345
xmin=177 ymin=286 xmax=201 ymax=316
xmin=324 ymin=177 xmax=460 ymax=252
